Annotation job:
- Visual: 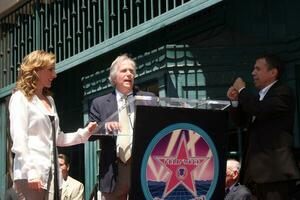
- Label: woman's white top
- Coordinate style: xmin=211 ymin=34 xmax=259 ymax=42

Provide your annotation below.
xmin=9 ymin=90 xmax=90 ymax=189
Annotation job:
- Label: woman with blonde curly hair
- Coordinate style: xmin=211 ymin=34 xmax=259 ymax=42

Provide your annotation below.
xmin=9 ymin=50 xmax=97 ymax=199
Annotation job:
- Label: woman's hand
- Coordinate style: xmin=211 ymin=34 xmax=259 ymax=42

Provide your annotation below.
xmin=28 ymin=179 xmax=43 ymax=191
xmin=87 ymin=122 xmax=98 ymax=133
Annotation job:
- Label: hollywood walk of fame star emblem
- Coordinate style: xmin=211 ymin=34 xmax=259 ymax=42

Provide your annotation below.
xmin=156 ymin=134 xmax=208 ymax=198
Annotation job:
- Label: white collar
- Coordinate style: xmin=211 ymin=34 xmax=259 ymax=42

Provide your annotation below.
xmin=259 ymin=80 xmax=277 ymax=100
xmin=115 ymin=89 xmax=133 ymax=102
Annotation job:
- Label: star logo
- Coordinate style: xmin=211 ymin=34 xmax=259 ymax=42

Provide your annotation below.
xmin=156 ymin=134 xmax=208 ymax=198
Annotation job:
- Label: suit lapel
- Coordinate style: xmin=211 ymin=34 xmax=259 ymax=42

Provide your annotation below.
xmin=250 ymin=82 xmax=279 ymax=124
xmin=226 ymin=183 xmax=240 ymax=199
xmin=31 ymin=95 xmax=53 ymax=131
xmin=61 ymin=178 xmax=70 ymax=199
xmin=105 ymin=91 xmax=118 ymax=121
xmin=261 ymin=80 xmax=279 ymax=99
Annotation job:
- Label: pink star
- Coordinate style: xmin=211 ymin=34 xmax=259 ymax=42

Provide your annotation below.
xmin=157 ymin=134 xmax=207 ymax=198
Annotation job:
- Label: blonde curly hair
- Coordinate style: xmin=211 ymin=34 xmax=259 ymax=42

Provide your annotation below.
xmin=16 ymin=50 xmax=55 ymax=100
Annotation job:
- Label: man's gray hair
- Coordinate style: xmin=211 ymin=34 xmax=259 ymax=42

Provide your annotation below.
xmin=109 ymin=54 xmax=136 ymax=87
xmin=227 ymin=159 xmax=241 ymax=174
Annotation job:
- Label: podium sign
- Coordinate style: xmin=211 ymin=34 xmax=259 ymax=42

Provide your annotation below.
xmin=130 ymin=97 xmax=229 ymax=200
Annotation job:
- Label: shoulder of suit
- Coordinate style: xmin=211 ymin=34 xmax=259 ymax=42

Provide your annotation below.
xmin=269 ymin=81 xmax=293 ymax=95
xmin=236 ymin=184 xmax=251 ymax=195
xmin=67 ymin=176 xmax=83 ymax=186
xmin=11 ymin=90 xmax=27 ymax=101
xmin=92 ymin=92 xmax=115 ymax=102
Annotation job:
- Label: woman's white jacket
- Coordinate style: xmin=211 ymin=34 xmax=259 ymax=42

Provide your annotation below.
xmin=9 ymin=90 xmax=90 ymax=189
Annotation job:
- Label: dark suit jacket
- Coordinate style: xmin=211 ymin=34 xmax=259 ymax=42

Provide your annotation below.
xmin=230 ymin=81 xmax=300 ymax=183
xmin=225 ymin=183 xmax=252 ymax=200
xmin=88 ymin=89 xmax=155 ymax=193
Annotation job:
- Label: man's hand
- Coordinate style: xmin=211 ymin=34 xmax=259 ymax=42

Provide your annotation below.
xmin=227 ymin=86 xmax=239 ymax=101
xmin=105 ymin=121 xmax=121 ymax=133
xmin=233 ymin=77 xmax=246 ymax=92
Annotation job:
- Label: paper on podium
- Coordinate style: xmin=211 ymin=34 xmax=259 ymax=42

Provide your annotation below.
xmin=91 ymin=95 xmax=230 ymax=136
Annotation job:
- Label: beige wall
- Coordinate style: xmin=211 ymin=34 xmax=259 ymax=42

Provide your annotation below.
xmin=0 ymin=0 xmax=20 ymax=15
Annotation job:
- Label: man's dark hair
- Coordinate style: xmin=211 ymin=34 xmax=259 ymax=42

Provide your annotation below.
xmin=257 ymin=54 xmax=285 ymax=79
xmin=58 ymin=154 xmax=70 ymax=166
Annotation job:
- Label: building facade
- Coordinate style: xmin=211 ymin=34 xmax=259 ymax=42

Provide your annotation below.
xmin=1 ymin=0 xmax=300 ymax=198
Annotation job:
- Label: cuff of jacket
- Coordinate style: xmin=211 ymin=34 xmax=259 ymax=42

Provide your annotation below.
xmin=27 ymin=168 xmax=40 ymax=181
xmin=79 ymin=127 xmax=92 ymax=143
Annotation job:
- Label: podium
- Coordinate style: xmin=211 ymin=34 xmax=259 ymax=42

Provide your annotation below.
xmin=129 ymin=96 xmax=229 ymax=200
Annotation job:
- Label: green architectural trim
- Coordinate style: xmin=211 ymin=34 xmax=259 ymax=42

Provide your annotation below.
xmin=84 ymin=141 xmax=100 ymax=199
xmin=0 ymin=0 xmax=222 ymax=99
xmin=0 ymin=103 xmax=7 ymax=199
xmin=83 ymin=106 xmax=100 ymax=198
xmin=55 ymin=0 xmax=223 ymax=74
xmin=0 ymin=83 xmax=14 ymax=99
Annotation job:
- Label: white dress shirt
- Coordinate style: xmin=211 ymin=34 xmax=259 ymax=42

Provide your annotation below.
xmin=9 ymin=90 xmax=91 ymax=189
xmin=115 ymin=90 xmax=135 ymax=156
xmin=115 ymin=89 xmax=135 ymax=130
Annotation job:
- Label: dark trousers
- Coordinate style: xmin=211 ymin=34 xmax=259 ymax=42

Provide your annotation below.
xmin=101 ymin=161 xmax=131 ymax=200
xmin=249 ymin=180 xmax=297 ymax=200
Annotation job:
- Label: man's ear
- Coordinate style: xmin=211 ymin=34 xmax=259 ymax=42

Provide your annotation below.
xmin=232 ymin=170 xmax=239 ymax=180
xmin=271 ymin=68 xmax=279 ymax=78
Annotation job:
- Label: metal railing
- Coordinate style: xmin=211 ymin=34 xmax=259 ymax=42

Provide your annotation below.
xmin=0 ymin=0 xmax=193 ymax=89
xmin=89 ymin=182 xmax=98 ymax=200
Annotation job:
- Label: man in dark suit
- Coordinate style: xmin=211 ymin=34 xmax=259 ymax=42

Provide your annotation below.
xmin=225 ymin=159 xmax=251 ymax=200
xmin=89 ymin=54 xmax=155 ymax=200
xmin=227 ymin=54 xmax=300 ymax=200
